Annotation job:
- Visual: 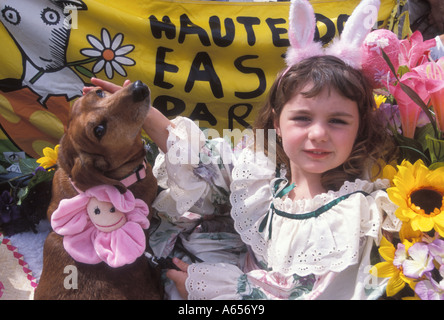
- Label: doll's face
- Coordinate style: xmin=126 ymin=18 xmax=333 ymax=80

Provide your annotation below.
xmin=87 ymin=197 xmax=126 ymax=232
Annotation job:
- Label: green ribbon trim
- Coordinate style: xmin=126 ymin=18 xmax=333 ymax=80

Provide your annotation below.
xmin=259 ymin=178 xmax=369 ymax=239
xmin=272 ymin=190 xmax=369 ymax=220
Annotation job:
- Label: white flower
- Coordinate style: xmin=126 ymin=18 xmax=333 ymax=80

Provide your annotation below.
xmin=415 ymin=265 xmax=444 ymax=300
xmin=365 ymin=33 xmax=389 ymax=53
xmin=81 ymin=28 xmax=135 ymax=79
xmin=402 ymin=242 xmax=434 ymax=279
xmin=393 ymin=243 xmax=407 ymax=267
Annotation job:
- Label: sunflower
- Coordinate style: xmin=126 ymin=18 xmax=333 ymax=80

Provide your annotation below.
xmin=36 ymin=144 xmax=59 ymax=170
xmin=387 ymin=159 xmax=444 ymax=237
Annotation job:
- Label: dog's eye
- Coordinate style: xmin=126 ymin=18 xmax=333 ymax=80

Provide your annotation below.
xmin=93 ymin=123 xmax=107 ymax=139
xmin=96 ymin=89 xmax=105 ymax=98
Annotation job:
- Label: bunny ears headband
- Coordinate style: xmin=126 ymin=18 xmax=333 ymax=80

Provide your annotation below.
xmin=285 ymin=0 xmax=380 ymax=70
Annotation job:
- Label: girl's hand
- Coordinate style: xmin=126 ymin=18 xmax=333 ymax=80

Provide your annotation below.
xmin=82 ymin=77 xmax=131 ymax=95
xmin=166 ymin=258 xmax=190 ymax=299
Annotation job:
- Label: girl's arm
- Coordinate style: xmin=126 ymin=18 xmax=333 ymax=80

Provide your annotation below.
xmin=143 ymin=106 xmax=173 ymax=154
xmin=166 ymin=257 xmax=314 ymax=300
xmin=84 ymin=78 xmax=173 ymax=153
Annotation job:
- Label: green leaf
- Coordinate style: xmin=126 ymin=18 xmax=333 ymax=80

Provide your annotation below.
xmin=415 ymin=123 xmax=436 ymax=151
xmin=397 ymin=65 xmax=410 ymax=78
xmin=381 ymin=49 xmax=399 ymax=80
xmin=75 ymin=65 xmax=95 ymax=78
xmin=18 ymin=158 xmax=39 ymax=175
xmin=426 ymin=134 xmax=444 ymax=163
xmin=429 ymin=161 xmax=444 ymax=170
xmin=393 ymin=131 xmax=430 ymax=164
xmin=17 ymin=169 xmax=54 ymax=204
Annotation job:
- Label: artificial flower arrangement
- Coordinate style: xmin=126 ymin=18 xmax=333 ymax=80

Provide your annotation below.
xmin=0 ymin=146 xmax=57 ymax=236
xmin=363 ymin=29 xmax=444 ymax=299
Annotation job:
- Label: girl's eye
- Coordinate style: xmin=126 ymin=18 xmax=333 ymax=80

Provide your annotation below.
xmin=293 ymin=116 xmax=311 ymax=122
xmin=110 ymin=207 xmax=115 ymax=213
xmin=329 ymin=118 xmax=348 ymax=125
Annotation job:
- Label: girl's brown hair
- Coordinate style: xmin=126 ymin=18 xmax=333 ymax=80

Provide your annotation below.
xmin=254 ymin=55 xmax=393 ymax=191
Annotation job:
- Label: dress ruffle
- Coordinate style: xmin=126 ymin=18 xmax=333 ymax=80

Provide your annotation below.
xmin=230 ymin=146 xmax=400 ymax=276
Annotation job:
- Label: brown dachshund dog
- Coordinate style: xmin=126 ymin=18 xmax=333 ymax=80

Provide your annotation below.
xmin=34 ymin=81 xmax=163 ymax=299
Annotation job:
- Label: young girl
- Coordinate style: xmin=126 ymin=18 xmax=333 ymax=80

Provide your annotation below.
xmin=86 ymin=0 xmax=400 ymax=299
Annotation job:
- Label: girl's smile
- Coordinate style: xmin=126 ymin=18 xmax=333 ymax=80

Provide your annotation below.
xmin=302 ymin=149 xmax=333 ymax=161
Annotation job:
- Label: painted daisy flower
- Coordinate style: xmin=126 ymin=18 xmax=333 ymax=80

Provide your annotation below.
xmin=80 ymin=28 xmax=135 ymax=79
xmin=387 ymin=159 xmax=444 ymax=237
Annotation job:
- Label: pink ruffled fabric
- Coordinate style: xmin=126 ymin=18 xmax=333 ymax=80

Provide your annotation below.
xmin=51 ymin=185 xmax=150 ymax=268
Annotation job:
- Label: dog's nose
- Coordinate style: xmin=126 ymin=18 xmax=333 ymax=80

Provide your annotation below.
xmin=132 ymin=80 xmax=149 ymax=102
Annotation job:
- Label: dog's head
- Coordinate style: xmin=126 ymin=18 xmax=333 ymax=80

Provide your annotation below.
xmin=59 ymin=81 xmax=151 ymax=192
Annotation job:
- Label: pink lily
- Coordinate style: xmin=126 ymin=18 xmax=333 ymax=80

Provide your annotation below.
xmin=389 ymin=76 xmax=430 ymax=138
xmin=410 ymin=58 xmax=444 ymax=132
xmin=431 ymin=88 xmax=444 ymax=133
xmin=399 ymin=31 xmax=436 ymax=70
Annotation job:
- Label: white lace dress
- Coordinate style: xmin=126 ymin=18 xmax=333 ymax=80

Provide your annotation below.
xmin=149 ymin=117 xmax=400 ymax=300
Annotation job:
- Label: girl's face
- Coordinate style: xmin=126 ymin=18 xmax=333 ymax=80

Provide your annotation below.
xmin=274 ymin=84 xmax=360 ymax=181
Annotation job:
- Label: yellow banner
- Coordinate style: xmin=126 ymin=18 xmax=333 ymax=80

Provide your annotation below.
xmin=0 ymin=0 xmax=395 ymax=158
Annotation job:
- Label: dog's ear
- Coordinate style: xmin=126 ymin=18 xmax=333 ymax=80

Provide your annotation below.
xmin=57 ymin=134 xmax=75 ymax=174
xmin=70 ymin=156 xmax=127 ymax=193
xmin=57 ymin=133 xmax=127 ymax=193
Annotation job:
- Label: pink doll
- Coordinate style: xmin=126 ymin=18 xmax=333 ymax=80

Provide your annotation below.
xmin=51 ymin=184 xmax=150 ymax=268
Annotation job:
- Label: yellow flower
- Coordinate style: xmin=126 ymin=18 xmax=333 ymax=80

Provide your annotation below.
xmin=382 ymin=164 xmax=397 ymax=183
xmin=370 ymin=237 xmax=415 ymax=297
xmin=371 ymin=160 xmax=397 ymax=183
xmin=374 ymin=94 xmax=387 ymax=109
xmin=36 ymin=144 xmax=59 ymax=170
xmin=387 ymin=159 xmax=444 ymax=237
xmin=399 ymin=222 xmax=423 ymax=243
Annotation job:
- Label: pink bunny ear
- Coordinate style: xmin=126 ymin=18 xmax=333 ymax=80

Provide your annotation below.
xmin=326 ymin=0 xmax=381 ymax=69
xmin=285 ymin=0 xmax=323 ymax=66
